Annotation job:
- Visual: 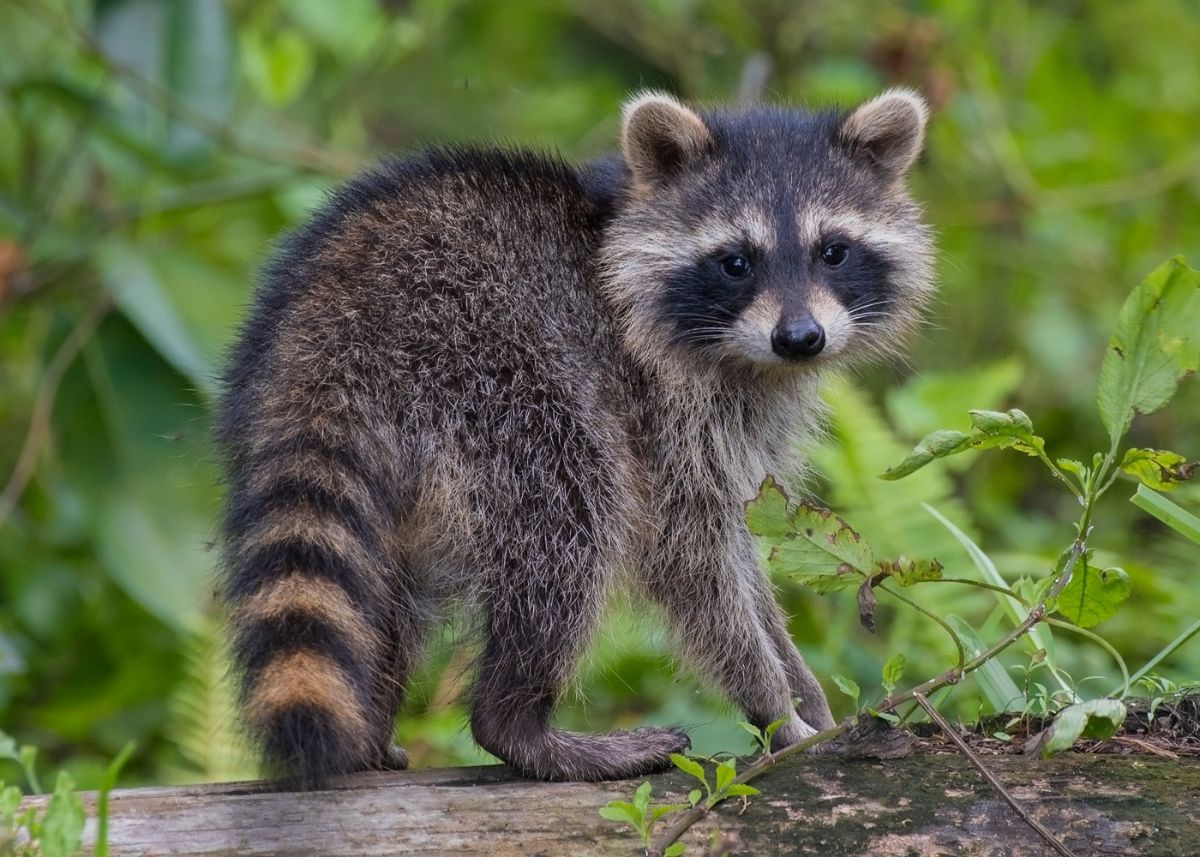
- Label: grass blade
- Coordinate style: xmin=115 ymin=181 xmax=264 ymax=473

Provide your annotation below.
xmin=1130 ymin=485 xmax=1200 ymax=544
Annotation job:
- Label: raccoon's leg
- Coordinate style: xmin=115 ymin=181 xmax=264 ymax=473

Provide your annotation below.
xmin=746 ymin=569 xmax=836 ymax=733
xmin=467 ymin=471 xmax=689 ymax=781
xmin=223 ymin=431 xmax=427 ymax=788
xmin=644 ymin=524 xmax=820 ymax=751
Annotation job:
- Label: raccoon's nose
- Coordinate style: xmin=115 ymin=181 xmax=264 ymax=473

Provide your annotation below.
xmin=771 ymin=318 xmax=826 ymax=360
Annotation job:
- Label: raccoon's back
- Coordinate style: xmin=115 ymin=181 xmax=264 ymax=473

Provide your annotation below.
xmin=227 ymin=148 xmax=619 ymax=424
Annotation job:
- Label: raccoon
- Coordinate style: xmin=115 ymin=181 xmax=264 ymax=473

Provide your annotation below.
xmin=217 ymin=88 xmax=934 ymax=788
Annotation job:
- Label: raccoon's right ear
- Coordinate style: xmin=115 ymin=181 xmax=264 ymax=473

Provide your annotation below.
xmin=839 ymin=88 xmax=929 ymax=179
xmin=621 ymin=92 xmax=712 ymax=192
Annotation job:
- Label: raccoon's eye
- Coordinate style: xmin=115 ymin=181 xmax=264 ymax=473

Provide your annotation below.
xmin=821 ymin=243 xmax=849 ymax=267
xmin=719 ymin=254 xmax=752 ymax=278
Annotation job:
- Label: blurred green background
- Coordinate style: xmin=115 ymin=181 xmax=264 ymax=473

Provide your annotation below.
xmin=1 ymin=0 xmax=1198 ymax=791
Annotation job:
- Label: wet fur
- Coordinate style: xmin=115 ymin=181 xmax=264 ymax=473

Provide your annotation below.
xmin=218 ymin=92 xmax=935 ymax=787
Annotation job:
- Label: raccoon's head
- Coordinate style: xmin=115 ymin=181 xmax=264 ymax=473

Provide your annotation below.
xmin=599 ymin=89 xmax=935 ymax=379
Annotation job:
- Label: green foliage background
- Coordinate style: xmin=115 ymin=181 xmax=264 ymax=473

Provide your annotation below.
xmin=1 ymin=0 xmax=1197 ymax=789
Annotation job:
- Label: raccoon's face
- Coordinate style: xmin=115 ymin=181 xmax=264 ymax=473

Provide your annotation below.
xmin=600 ymin=90 xmax=935 ymax=377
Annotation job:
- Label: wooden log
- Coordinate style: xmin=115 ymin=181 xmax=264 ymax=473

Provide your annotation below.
xmin=19 ymin=754 xmax=1200 ymax=856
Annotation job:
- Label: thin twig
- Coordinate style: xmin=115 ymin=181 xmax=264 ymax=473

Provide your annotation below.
xmin=913 ymin=692 xmax=1079 ymax=857
xmin=0 ymin=297 xmax=112 ymax=525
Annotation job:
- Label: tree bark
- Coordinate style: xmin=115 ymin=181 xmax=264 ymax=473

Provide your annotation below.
xmin=19 ymin=754 xmax=1200 ymax=856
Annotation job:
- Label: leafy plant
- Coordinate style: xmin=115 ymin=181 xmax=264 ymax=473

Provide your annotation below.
xmin=736 ymin=718 xmax=787 ymax=755
xmin=1 ymin=732 xmax=83 ymax=857
xmin=598 ymin=781 xmax=690 ymax=854
xmin=0 ymin=730 xmax=131 ymax=857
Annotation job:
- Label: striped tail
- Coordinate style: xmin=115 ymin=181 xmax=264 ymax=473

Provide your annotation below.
xmin=222 ymin=433 xmax=400 ymax=789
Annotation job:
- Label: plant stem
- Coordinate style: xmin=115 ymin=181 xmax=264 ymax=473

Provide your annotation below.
xmin=1034 ymin=448 xmax=1085 ymax=503
xmin=878 ymin=582 xmax=967 ymax=671
xmin=935 ymin=577 xmax=1032 ymax=606
xmin=1043 ymin=617 xmax=1130 ymax=700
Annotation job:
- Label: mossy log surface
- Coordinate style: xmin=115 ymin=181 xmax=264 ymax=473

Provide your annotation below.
xmin=19 ymin=754 xmax=1200 ymax=856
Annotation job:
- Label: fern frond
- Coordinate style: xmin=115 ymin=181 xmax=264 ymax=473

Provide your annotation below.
xmin=163 ymin=616 xmax=258 ymax=784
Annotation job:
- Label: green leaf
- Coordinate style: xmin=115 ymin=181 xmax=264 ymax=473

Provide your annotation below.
xmin=882 ymin=409 xmax=1046 ymax=480
xmin=881 ymin=652 xmax=907 ymax=695
xmin=97 ymin=244 xmax=217 ymax=398
xmin=632 ymin=781 xmax=652 ymax=816
xmin=714 ymin=759 xmax=736 ymax=794
xmin=763 ymin=717 xmax=787 ymax=746
xmin=1131 ymin=485 xmax=1200 ymax=545
xmin=1056 ymin=553 xmax=1131 ymax=628
xmin=599 ymin=800 xmax=641 ymax=827
xmin=1 ymin=736 xmax=41 ymax=794
xmin=40 ymin=771 xmax=85 ymax=857
xmin=968 ymin=408 xmax=1043 ymax=454
xmin=650 ymin=803 xmax=688 ymax=821
xmin=1097 ymin=258 xmax=1200 ymax=444
xmin=664 ymin=843 xmax=687 ymax=857
xmin=880 ymin=429 xmax=976 ymax=479
xmin=736 ymin=721 xmax=764 ymax=743
xmin=875 ymin=556 xmax=944 ymax=586
xmin=96 ymin=741 xmax=137 ymax=857
xmin=1057 ymin=458 xmax=1086 ymax=479
xmin=766 ymin=503 xmax=874 ymax=592
xmin=745 ymin=477 xmax=793 ymax=539
xmin=831 ymin=673 xmax=860 ymax=708
xmin=686 ymin=789 xmax=702 ymax=807
xmin=1026 ymin=699 xmax=1127 ymax=758
xmin=1 ymin=784 xmax=21 ymax=825
xmin=1121 ymin=448 xmax=1198 ymax=490
xmin=670 ymin=754 xmax=709 ymax=793
xmin=725 ymin=783 xmax=760 ymax=796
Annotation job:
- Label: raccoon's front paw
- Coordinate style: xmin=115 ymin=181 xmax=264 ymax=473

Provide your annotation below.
xmin=769 ymin=712 xmax=819 ymax=753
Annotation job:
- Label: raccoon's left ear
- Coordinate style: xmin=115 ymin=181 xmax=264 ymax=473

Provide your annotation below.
xmin=839 ymin=88 xmax=929 ymax=178
xmin=621 ymin=91 xmax=712 ymax=191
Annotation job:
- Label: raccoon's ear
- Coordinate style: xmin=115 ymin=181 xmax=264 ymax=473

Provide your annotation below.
xmin=621 ymin=91 xmax=712 ymax=191
xmin=839 ymin=88 xmax=929 ymax=178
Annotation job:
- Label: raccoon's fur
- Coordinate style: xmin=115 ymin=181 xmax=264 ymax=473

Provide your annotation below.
xmin=217 ymin=89 xmax=935 ymax=787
